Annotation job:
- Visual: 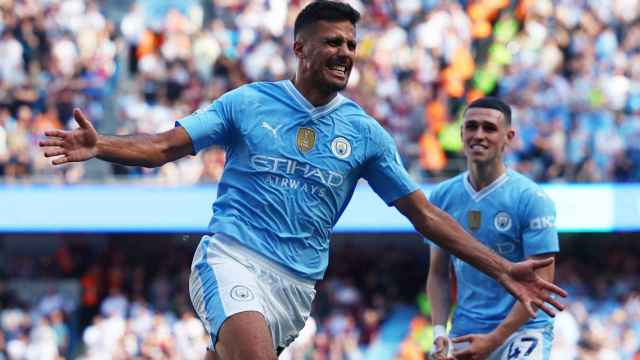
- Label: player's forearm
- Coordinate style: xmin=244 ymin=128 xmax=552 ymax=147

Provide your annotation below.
xmin=427 ymin=273 xmax=452 ymax=326
xmin=96 ymin=134 xmax=171 ymax=167
xmin=492 ymin=302 xmax=531 ymax=343
xmin=492 ymin=255 xmax=555 ymax=342
xmin=417 ymin=207 xmax=510 ymax=282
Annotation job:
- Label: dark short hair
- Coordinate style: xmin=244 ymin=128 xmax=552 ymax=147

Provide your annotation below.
xmin=465 ymin=96 xmax=512 ymax=126
xmin=294 ymin=1 xmax=361 ymax=39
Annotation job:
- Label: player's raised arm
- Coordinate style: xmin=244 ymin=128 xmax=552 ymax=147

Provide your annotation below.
xmin=395 ymin=190 xmax=566 ymax=317
xmin=39 ymin=108 xmax=194 ymax=167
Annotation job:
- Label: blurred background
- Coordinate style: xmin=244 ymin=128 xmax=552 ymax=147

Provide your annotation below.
xmin=0 ymin=0 xmax=639 ymax=359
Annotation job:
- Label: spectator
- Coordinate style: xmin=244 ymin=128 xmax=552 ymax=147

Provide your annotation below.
xmin=4 ymin=0 xmax=640 ymax=183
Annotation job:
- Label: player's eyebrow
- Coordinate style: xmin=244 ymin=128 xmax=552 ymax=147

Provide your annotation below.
xmin=464 ymin=119 xmax=499 ymax=128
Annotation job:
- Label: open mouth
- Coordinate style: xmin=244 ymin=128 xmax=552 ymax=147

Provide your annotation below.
xmin=327 ymin=64 xmax=348 ymax=78
xmin=470 ymin=144 xmax=488 ymax=151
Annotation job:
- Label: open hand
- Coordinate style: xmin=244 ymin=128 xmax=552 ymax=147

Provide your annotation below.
xmin=451 ymin=333 xmax=501 ymax=360
xmin=499 ymin=258 xmax=567 ymax=317
xmin=39 ymin=108 xmax=98 ymax=165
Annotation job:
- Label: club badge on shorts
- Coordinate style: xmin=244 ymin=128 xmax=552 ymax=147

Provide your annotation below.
xmin=468 ymin=210 xmax=481 ymax=230
xmin=230 ymin=285 xmax=255 ymax=302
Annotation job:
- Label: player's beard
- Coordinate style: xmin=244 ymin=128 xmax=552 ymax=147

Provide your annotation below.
xmin=315 ymin=69 xmax=348 ymax=94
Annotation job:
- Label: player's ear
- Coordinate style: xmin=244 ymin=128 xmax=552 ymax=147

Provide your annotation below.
xmin=506 ymin=127 xmax=515 ymax=143
xmin=293 ymin=38 xmax=305 ymax=60
xmin=503 ymin=127 xmax=515 ymax=151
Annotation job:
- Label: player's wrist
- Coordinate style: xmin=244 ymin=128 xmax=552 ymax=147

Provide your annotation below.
xmin=433 ymin=324 xmax=448 ymax=340
xmin=490 ymin=327 xmax=510 ymax=345
xmin=496 ymin=260 xmax=514 ymax=285
xmin=95 ymin=134 xmax=106 ymax=158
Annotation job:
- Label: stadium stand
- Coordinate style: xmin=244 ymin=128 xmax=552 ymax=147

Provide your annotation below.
xmin=1 ymin=0 xmax=639 ymax=183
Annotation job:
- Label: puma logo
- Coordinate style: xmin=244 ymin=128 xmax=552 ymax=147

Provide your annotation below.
xmin=262 ymin=121 xmax=283 ymax=138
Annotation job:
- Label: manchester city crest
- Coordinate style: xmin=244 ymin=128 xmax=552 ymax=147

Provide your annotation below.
xmin=296 ymin=127 xmax=316 ymax=153
xmin=230 ymin=285 xmax=255 ymax=302
xmin=331 ymin=137 xmax=352 ymax=159
xmin=494 ymin=211 xmax=512 ymax=232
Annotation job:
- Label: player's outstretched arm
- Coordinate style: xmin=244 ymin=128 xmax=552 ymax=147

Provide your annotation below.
xmin=39 ymin=108 xmax=194 ymax=167
xmin=395 ymin=191 xmax=566 ymax=317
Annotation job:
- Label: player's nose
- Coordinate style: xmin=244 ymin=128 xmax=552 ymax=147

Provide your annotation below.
xmin=336 ymin=43 xmax=354 ymax=59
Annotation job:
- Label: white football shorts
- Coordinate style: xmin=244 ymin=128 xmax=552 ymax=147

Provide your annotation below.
xmin=453 ymin=326 xmax=553 ymax=360
xmin=189 ymin=233 xmax=316 ymax=352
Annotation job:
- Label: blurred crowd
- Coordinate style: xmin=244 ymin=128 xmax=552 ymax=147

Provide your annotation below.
xmin=1 ymin=0 xmax=639 ymax=184
xmin=0 ymin=235 xmax=427 ymax=359
xmin=0 ymin=236 xmax=639 ymax=359
xmin=0 ymin=0 xmax=116 ymax=183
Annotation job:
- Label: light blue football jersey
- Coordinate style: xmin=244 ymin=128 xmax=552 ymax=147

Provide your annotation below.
xmin=429 ymin=169 xmax=558 ymax=336
xmin=177 ymin=80 xmax=418 ymax=280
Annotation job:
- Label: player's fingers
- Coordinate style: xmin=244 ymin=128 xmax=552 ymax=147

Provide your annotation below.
xmin=44 ymin=129 xmax=68 ymax=138
xmin=452 ymin=348 xmax=472 ymax=359
xmin=530 ymin=257 xmax=554 ymax=269
xmin=540 ymin=280 xmax=568 ymax=298
xmin=435 ymin=337 xmax=448 ymax=346
xmin=74 ymin=108 xmax=92 ymax=129
xmin=537 ymin=301 xmax=556 ymax=317
xmin=452 ymin=335 xmax=473 ymax=343
xmin=51 ymin=156 xmax=68 ymax=165
xmin=39 ymin=139 xmax=65 ymax=148
xmin=543 ymin=294 xmax=565 ymax=311
xmin=523 ymin=299 xmax=537 ymax=318
xmin=44 ymin=148 xmax=66 ymax=158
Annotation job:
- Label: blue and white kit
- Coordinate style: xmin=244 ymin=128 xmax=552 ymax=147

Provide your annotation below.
xmin=430 ymin=169 xmax=559 ymax=359
xmin=178 ymin=80 xmax=418 ymax=349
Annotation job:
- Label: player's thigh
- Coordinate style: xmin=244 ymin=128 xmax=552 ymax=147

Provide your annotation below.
xmin=491 ymin=328 xmax=552 ymax=360
xmin=215 ymin=311 xmax=276 ymax=360
xmin=189 ymin=236 xmax=268 ymax=352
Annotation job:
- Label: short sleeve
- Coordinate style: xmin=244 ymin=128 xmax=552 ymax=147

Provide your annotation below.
xmin=520 ymin=189 xmax=559 ymax=258
xmin=362 ymin=124 xmax=419 ymax=206
xmin=175 ymin=89 xmax=239 ymax=153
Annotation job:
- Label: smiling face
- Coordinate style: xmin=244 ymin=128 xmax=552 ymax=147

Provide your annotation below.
xmin=294 ymin=20 xmax=356 ymax=94
xmin=462 ymin=107 xmax=515 ymax=166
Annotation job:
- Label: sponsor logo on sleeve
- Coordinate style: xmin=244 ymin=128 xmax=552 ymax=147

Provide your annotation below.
xmin=529 ymin=216 xmax=555 ymax=230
